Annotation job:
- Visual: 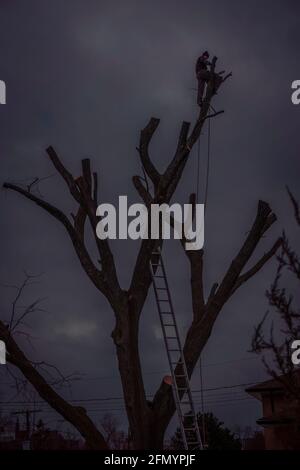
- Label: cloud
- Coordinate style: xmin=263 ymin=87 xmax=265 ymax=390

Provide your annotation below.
xmin=54 ymin=319 xmax=98 ymax=340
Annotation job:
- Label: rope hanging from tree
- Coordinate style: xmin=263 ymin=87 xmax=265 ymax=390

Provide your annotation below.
xmin=195 ymin=111 xmax=213 ymax=448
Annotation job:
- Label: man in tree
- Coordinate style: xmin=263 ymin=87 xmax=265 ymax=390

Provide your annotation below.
xmin=196 ymin=51 xmax=223 ymax=106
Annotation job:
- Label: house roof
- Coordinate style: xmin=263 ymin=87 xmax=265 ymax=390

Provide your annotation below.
xmin=245 ymin=370 xmax=300 ymax=401
xmin=257 ymin=415 xmax=295 ymax=427
xmin=246 ymin=377 xmax=284 ymax=401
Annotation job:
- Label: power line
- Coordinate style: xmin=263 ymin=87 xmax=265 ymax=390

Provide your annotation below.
xmin=0 ymin=380 xmax=258 ymax=406
xmin=0 ymin=392 xmax=251 ymax=411
xmin=0 ymin=356 xmax=259 ymax=386
xmin=0 ymin=396 xmax=256 ymax=411
xmin=0 ymin=398 xmax=257 ymax=415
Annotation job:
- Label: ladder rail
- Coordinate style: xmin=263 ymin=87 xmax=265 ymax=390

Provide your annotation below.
xmin=150 ymin=248 xmax=203 ymax=450
xmin=160 ymin=256 xmax=203 ymax=449
xmin=151 ymin=263 xmax=188 ymax=450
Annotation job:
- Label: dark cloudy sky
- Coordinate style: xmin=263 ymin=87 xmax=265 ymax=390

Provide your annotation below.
xmin=0 ymin=0 xmax=299 ymax=437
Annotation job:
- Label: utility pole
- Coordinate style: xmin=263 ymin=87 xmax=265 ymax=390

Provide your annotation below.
xmin=12 ymin=409 xmax=42 ymax=448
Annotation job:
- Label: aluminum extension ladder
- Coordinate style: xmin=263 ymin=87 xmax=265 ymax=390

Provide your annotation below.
xmin=150 ymin=248 xmax=203 ymax=450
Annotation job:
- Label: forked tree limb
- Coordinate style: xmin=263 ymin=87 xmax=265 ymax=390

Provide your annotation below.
xmin=230 ymin=237 xmax=283 ymax=296
xmin=211 ymin=201 xmax=276 ymax=312
xmin=47 ymin=147 xmax=117 ymax=283
xmin=2 ymin=182 xmax=111 ymax=300
xmin=4 ymin=148 xmax=123 ymax=307
xmin=130 ymin=57 xmax=227 ymax=301
xmin=75 ymin=162 xmax=119 ymax=285
xmin=151 ymin=200 xmax=280 ymax=430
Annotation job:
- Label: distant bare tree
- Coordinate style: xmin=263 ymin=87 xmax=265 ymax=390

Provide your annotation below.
xmin=1 ymin=57 xmax=281 ymax=449
xmin=252 ymin=188 xmax=300 ymax=399
xmin=100 ymin=414 xmax=128 ymax=449
xmin=0 ymin=275 xmax=107 ymax=449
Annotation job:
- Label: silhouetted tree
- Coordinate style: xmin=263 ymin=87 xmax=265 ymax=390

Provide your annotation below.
xmin=1 ymin=57 xmax=281 ymax=449
xmin=252 ymin=188 xmax=300 ymax=399
xmin=100 ymin=414 xmax=128 ymax=449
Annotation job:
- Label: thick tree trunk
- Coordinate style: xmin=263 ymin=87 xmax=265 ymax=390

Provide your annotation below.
xmin=112 ymin=294 xmax=154 ymax=449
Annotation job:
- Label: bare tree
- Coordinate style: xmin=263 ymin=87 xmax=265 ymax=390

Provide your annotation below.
xmin=0 ymin=275 xmax=108 ymax=450
xmin=1 ymin=57 xmax=281 ymax=449
xmin=252 ymin=188 xmax=300 ymax=399
xmin=100 ymin=414 xmax=128 ymax=449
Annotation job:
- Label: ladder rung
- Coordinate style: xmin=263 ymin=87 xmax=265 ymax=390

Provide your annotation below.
xmin=151 ymin=249 xmax=202 ymax=450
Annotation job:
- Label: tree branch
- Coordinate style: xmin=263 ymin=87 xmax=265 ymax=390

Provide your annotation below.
xmin=204 ymin=109 xmax=224 ymax=120
xmin=76 ymin=163 xmax=120 ymax=292
xmin=71 ymin=204 xmax=87 ymax=241
xmin=211 ymin=200 xmax=276 ymax=314
xmin=82 ymin=158 xmax=92 ymax=194
xmin=93 ymin=172 xmax=98 ymax=205
xmin=176 ymin=121 xmax=190 ymax=153
xmin=130 ymin=58 xmax=231 ymax=314
xmin=286 ymin=186 xmax=300 ymax=226
xmin=132 ymin=176 xmax=153 ymax=206
xmin=46 ymin=146 xmax=81 ymax=203
xmin=138 ymin=118 xmax=161 ymax=187
xmin=0 ymin=320 xmax=108 ymax=449
xmin=3 ymin=182 xmax=107 ymax=296
xmin=188 ymin=250 xmax=205 ymax=321
xmin=230 ymin=237 xmax=283 ymax=296
xmin=151 ymin=199 xmax=278 ymax=432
